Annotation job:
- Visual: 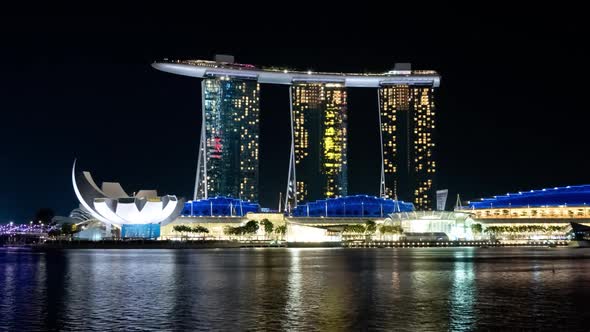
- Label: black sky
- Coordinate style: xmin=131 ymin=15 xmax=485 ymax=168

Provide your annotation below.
xmin=0 ymin=12 xmax=586 ymax=222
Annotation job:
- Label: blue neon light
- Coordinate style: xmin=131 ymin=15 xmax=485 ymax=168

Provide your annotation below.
xmin=292 ymin=195 xmax=414 ymax=217
xmin=468 ymin=184 xmax=590 ymax=209
xmin=181 ymin=196 xmax=260 ymax=217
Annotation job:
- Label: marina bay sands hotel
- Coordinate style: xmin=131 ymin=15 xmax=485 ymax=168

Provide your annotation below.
xmin=153 ymin=55 xmax=441 ymax=211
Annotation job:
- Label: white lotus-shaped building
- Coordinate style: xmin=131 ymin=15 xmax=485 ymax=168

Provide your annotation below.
xmin=72 ymin=161 xmax=184 ymax=228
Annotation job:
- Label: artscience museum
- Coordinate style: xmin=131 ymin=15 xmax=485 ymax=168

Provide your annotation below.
xmin=72 ymin=161 xmax=185 ymax=239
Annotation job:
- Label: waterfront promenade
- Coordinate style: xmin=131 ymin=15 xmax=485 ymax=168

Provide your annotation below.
xmin=2 ymin=239 xmax=570 ymax=250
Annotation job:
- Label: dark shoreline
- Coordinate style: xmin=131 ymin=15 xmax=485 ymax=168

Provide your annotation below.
xmin=0 ymin=239 xmax=576 ymax=250
xmin=29 ymin=240 xmax=265 ymax=250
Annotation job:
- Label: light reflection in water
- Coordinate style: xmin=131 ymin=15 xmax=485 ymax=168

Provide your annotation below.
xmin=449 ymin=249 xmax=476 ymax=331
xmin=285 ymin=249 xmax=302 ymax=330
xmin=2 ymin=248 xmax=590 ymax=331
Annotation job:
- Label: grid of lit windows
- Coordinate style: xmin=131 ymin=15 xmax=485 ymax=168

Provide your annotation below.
xmin=379 ymin=85 xmax=436 ymax=210
xmin=412 ymin=87 xmax=435 ymax=210
xmin=379 ymin=85 xmax=410 ymax=199
xmin=201 ymin=77 xmax=260 ymax=202
xmin=292 ymin=83 xmax=348 ymax=202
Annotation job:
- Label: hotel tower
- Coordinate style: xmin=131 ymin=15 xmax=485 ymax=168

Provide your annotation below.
xmin=153 ymin=57 xmax=439 ymax=210
xmin=289 ymin=83 xmax=348 ymax=204
xmin=194 ymin=61 xmax=260 ymax=202
xmin=378 ymin=64 xmax=437 ymax=210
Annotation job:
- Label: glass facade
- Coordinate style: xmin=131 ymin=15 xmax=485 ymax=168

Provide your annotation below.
xmin=121 ymin=224 xmax=161 ymax=239
xmin=291 ymin=83 xmax=348 ymax=203
xmin=379 ymin=85 xmax=436 ymax=210
xmin=387 ymin=211 xmax=474 ymax=240
xmin=292 ymin=195 xmax=414 ymax=217
xmin=199 ymin=77 xmax=260 ymax=201
xmin=181 ymin=196 xmax=260 ymax=217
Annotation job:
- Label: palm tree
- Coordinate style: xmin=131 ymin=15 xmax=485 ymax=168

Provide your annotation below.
xmin=173 ymin=225 xmax=192 ymax=240
xmin=243 ymin=220 xmax=259 ymax=238
xmin=223 ymin=221 xmax=259 ymax=241
xmin=377 ymin=225 xmax=403 ymax=240
xmin=191 ymin=225 xmax=209 ymax=240
xmin=274 ymin=225 xmax=287 ymax=240
xmin=260 ymin=219 xmax=274 ymax=239
xmin=343 ymin=224 xmax=366 ymax=239
xmin=223 ymin=225 xmax=239 ymax=239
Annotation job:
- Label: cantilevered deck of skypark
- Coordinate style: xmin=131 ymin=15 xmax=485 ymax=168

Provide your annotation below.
xmin=152 ymin=59 xmax=441 ymax=87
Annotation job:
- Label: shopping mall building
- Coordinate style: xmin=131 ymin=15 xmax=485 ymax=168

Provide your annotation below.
xmin=455 ymin=185 xmax=590 ymax=241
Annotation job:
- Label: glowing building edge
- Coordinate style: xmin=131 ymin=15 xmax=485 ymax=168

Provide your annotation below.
xmin=456 ymin=184 xmax=590 ymax=220
xmin=152 ymin=61 xmax=440 ymax=88
xmin=72 ymin=161 xmax=185 ymax=237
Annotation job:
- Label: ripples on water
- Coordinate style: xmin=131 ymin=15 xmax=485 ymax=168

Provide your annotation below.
xmin=1 ymin=248 xmax=590 ymax=331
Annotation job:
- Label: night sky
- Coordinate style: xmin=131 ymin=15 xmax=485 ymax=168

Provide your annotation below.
xmin=0 ymin=13 xmax=585 ymax=222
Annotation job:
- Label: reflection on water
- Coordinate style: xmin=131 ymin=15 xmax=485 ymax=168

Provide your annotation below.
xmin=449 ymin=249 xmax=476 ymax=331
xmin=286 ymin=248 xmax=302 ymax=330
xmin=2 ymin=248 xmax=590 ymax=331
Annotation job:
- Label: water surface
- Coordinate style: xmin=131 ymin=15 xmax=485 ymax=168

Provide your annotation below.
xmin=1 ymin=247 xmax=589 ymax=331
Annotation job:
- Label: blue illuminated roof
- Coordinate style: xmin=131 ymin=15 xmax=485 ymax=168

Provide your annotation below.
xmin=181 ymin=196 xmax=260 ymax=217
xmin=468 ymin=185 xmax=590 ymax=209
xmin=292 ymin=195 xmax=414 ymax=217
